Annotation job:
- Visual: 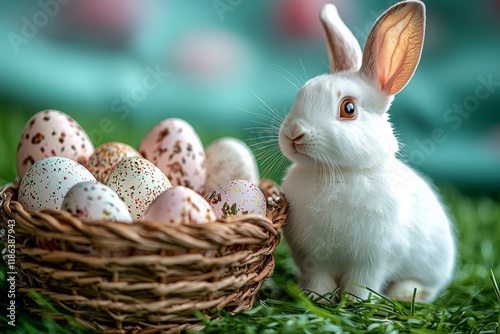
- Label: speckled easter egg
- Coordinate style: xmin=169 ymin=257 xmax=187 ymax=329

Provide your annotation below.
xmin=141 ymin=186 xmax=216 ymax=225
xmin=205 ymin=180 xmax=267 ymax=219
xmin=62 ymin=181 xmax=132 ymax=222
xmin=205 ymin=137 xmax=260 ymax=194
xmin=61 ymin=181 xmax=132 ymax=256
xmin=86 ymin=142 xmax=141 ymax=183
xmin=138 ymin=118 xmax=206 ymax=194
xmin=16 ymin=109 xmax=95 ymax=179
xmin=18 ymin=157 xmax=96 ymax=210
xmin=106 ymin=157 xmax=172 ymax=220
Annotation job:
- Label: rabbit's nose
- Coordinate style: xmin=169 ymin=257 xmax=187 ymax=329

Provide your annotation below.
xmin=286 ymin=121 xmax=306 ymax=140
xmin=291 ymin=133 xmax=306 ymax=143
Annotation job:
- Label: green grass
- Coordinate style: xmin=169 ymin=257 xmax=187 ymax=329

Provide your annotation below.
xmin=0 ymin=108 xmax=499 ymax=333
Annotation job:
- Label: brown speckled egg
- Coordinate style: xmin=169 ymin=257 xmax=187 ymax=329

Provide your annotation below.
xmin=16 ymin=109 xmax=95 ymax=179
xmin=86 ymin=142 xmax=141 ymax=183
xmin=138 ymin=118 xmax=206 ymax=194
xmin=205 ymin=180 xmax=267 ymax=219
xmin=106 ymin=157 xmax=172 ymax=220
xmin=18 ymin=157 xmax=97 ymax=210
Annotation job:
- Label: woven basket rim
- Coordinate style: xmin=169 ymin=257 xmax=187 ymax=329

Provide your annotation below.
xmin=1 ymin=179 xmax=286 ymax=251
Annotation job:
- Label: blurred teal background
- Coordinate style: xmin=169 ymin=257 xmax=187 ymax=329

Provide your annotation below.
xmin=0 ymin=0 xmax=499 ymax=192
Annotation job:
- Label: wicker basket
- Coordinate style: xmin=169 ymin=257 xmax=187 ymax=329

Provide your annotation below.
xmin=0 ymin=179 xmax=287 ymax=333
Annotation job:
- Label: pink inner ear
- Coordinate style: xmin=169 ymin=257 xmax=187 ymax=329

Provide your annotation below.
xmin=379 ymin=8 xmax=422 ymax=95
xmin=362 ymin=2 xmax=425 ymax=96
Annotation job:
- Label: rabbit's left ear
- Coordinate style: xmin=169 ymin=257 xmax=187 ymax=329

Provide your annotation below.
xmin=320 ymin=4 xmax=362 ymax=73
xmin=361 ymin=1 xmax=425 ymax=96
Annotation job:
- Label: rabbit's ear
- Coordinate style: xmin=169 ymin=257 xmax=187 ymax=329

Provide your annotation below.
xmin=320 ymin=4 xmax=362 ymax=73
xmin=361 ymin=1 xmax=425 ymax=96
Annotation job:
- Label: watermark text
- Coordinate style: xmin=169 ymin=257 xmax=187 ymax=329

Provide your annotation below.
xmin=5 ymin=219 xmax=17 ymax=327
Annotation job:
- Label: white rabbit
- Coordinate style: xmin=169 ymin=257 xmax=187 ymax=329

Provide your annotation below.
xmin=279 ymin=1 xmax=455 ymax=302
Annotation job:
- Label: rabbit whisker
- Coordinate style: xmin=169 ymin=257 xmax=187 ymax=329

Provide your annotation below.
xmin=271 ymin=71 xmax=300 ymax=91
xmin=299 ymin=58 xmax=309 ymax=83
xmin=273 ymin=63 xmax=306 ymax=89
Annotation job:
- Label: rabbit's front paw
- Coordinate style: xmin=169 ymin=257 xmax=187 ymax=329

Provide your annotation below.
xmin=386 ymin=279 xmax=432 ymax=302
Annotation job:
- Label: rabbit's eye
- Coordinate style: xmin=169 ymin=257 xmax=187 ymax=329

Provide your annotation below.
xmin=339 ymin=98 xmax=357 ymax=119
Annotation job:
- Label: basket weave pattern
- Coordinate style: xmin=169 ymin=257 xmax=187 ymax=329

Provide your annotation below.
xmin=0 ymin=179 xmax=287 ymax=333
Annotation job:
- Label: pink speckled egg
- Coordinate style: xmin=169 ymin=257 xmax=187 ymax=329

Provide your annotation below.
xmin=205 ymin=137 xmax=260 ymax=194
xmin=62 ymin=181 xmax=132 ymax=222
xmin=18 ymin=157 xmax=96 ymax=211
xmin=141 ymin=186 xmax=216 ymax=225
xmin=205 ymin=180 xmax=267 ymax=219
xmin=86 ymin=142 xmax=141 ymax=183
xmin=16 ymin=110 xmax=95 ymax=179
xmin=138 ymin=118 xmax=206 ymax=194
xmin=106 ymin=157 xmax=172 ymax=220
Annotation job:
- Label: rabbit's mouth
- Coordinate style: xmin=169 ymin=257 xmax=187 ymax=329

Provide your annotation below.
xmin=279 ymin=122 xmax=321 ymax=163
xmin=291 ymin=138 xmax=306 ymax=154
xmin=283 ymin=133 xmax=309 ymax=158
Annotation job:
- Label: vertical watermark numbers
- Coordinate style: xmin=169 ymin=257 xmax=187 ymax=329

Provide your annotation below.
xmin=5 ymin=219 xmax=17 ymax=327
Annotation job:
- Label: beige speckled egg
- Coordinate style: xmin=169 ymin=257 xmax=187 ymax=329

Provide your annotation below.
xmin=138 ymin=118 xmax=206 ymax=194
xmin=16 ymin=109 xmax=95 ymax=179
xmin=18 ymin=157 xmax=96 ymax=211
xmin=62 ymin=181 xmax=132 ymax=222
xmin=205 ymin=180 xmax=267 ymax=219
xmin=205 ymin=137 xmax=260 ymax=194
xmin=106 ymin=157 xmax=172 ymax=220
xmin=86 ymin=142 xmax=141 ymax=183
xmin=141 ymin=186 xmax=216 ymax=224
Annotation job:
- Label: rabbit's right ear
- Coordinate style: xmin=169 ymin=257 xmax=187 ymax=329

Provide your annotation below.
xmin=360 ymin=1 xmax=425 ymax=96
xmin=320 ymin=4 xmax=362 ymax=73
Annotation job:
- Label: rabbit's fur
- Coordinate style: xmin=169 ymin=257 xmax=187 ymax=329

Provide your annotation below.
xmin=280 ymin=1 xmax=455 ymax=302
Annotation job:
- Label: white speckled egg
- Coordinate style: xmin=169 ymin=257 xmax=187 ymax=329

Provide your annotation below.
xmin=62 ymin=181 xmax=132 ymax=222
xmin=18 ymin=157 xmax=96 ymax=211
xmin=86 ymin=142 xmax=141 ymax=183
xmin=61 ymin=181 xmax=132 ymax=256
xmin=138 ymin=118 xmax=206 ymax=194
xmin=106 ymin=157 xmax=172 ymax=220
xmin=17 ymin=109 xmax=95 ymax=179
xmin=141 ymin=186 xmax=216 ymax=225
xmin=205 ymin=180 xmax=267 ymax=219
xmin=205 ymin=137 xmax=259 ymax=194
